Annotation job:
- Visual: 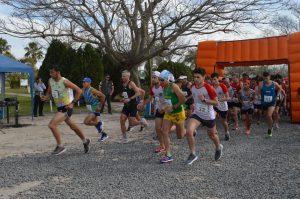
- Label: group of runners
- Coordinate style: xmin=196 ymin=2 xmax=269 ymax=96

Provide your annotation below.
xmin=41 ymin=65 xmax=289 ymax=165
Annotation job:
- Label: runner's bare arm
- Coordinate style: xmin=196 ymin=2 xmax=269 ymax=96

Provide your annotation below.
xmin=92 ymin=88 xmax=106 ymax=105
xmin=64 ymin=79 xmax=82 ymax=102
xmin=128 ymin=81 xmax=141 ymax=100
xmin=41 ymin=80 xmax=51 ymax=101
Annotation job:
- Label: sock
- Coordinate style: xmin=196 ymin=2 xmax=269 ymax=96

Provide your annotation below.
xmin=57 ymin=144 xmax=63 ymax=147
xmin=95 ymin=121 xmax=103 ymax=133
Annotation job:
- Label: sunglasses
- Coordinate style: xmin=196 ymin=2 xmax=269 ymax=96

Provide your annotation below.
xmin=159 ymin=78 xmax=165 ymax=82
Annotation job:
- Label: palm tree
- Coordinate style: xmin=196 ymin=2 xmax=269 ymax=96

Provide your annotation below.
xmin=24 ymin=42 xmax=43 ymax=68
xmin=0 ymin=38 xmax=11 ymax=54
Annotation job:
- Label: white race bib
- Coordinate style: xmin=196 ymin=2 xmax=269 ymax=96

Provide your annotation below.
xmin=122 ymin=92 xmax=128 ymax=99
xmin=196 ymin=103 xmax=209 ymax=113
xmin=264 ymin=96 xmax=273 ymax=103
xmin=182 ymin=91 xmax=188 ymax=96
xmin=243 ymin=100 xmax=251 ymax=106
xmin=52 ymin=90 xmax=59 ymax=99
xmin=86 ymin=105 xmax=92 ymax=111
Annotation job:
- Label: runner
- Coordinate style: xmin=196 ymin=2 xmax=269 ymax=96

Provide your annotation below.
xmin=119 ymin=70 xmax=148 ymax=143
xmin=273 ymin=76 xmax=286 ymax=129
xmin=186 ymin=68 xmax=223 ymax=165
xmin=159 ymin=70 xmax=186 ymax=163
xmin=259 ymin=71 xmax=281 ymax=138
xmin=211 ymin=73 xmax=230 ymax=141
xmin=253 ymin=77 xmax=263 ymax=125
xmin=178 ymin=75 xmax=194 ymax=118
xmin=41 ymin=65 xmax=91 ymax=155
xmin=238 ymin=80 xmax=255 ymax=135
xmin=230 ymin=74 xmax=241 ymax=130
xmin=138 ymin=71 xmax=166 ymax=153
xmin=223 ymin=78 xmax=235 ymax=127
xmin=81 ymin=77 xmax=108 ymax=142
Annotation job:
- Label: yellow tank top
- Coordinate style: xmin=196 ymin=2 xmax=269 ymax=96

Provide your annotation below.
xmin=49 ymin=77 xmax=74 ymax=107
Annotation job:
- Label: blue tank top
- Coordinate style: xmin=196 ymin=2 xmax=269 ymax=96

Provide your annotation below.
xmin=82 ymin=87 xmax=100 ymax=106
xmin=261 ymin=81 xmax=276 ymax=105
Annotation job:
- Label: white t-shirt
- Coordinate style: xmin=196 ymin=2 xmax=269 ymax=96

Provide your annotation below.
xmin=150 ymin=85 xmax=164 ymax=110
xmin=213 ymin=83 xmax=228 ymax=111
xmin=191 ymin=83 xmax=217 ymax=120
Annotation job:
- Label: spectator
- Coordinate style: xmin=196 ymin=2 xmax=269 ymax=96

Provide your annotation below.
xmin=33 ymin=76 xmax=46 ymax=117
xmin=99 ymin=74 xmax=114 ymax=114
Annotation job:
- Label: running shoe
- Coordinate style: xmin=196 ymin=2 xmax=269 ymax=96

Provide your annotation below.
xmin=245 ymin=129 xmax=250 ymax=135
xmin=154 ymin=146 xmax=165 ymax=153
xmin=274 ymin=123 xmax=279 ymax=130
xmin=232 ymin=126 xmax=239 ymax=131
xmin=120 ymin=137 xmax=129 ymax=144
xmin=140 ymin=118 xmax=149 ymax=128
xmin=51 ymin=146 xmax=66 ymax=155
xmin=186 ymin=153 xmax=198 ymax=165
xmin=225 ymin=132 xmax=230 ymax=141
xmin=127 ymin=126 xmax=132 ymax=132
xmin=215 ymin=144 xmax=223 ymax=161
xmin=99 ymin=132 xmax=109 ymax=142
xmin=160 ymin=154 xmax=174 ymax=163
xmin=266 ymin=129 xmax=272 ymax=138
xmin=139 ymin=126 xmax=144 ymax=132
xmin=83 ymin=138 xmax=91 ymax=153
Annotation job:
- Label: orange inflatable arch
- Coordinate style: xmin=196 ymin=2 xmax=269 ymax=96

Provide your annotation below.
xmin=196 ymin=32 xmax=300 ymax=123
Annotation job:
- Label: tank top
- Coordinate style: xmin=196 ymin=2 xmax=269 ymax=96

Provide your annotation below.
xmin=240 ymin=89 xmax=254 ymax=110
xmin=49 ymin=77 xmax=74 ymax=107
xmin=261 ymin=81 xmax=276 ymax=105
xmin=150 ymin=85 xmax=164 ymax=110
xmin=122 ymin=81 xmax=137 ymax=106
xmin=163 ymin=83 xmax=183 ymax=113
xmin=82 ymin=87 xmax=100 ymax=112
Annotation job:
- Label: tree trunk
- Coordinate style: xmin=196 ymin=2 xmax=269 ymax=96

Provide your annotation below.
xmin=130 ymin=67 xmax=141 ymax=87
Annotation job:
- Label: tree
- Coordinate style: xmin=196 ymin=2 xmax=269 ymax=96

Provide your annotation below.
xmin=0 ymin=0 xmax=288 ymax=84
xmin=0 ymin=37 xmax=15 ymax=59
xmin=23 ymin=42 xmax=43 ymax=69
xmin=0 ymin=37 xmax=10 ymax=54
xmin=157 ymin=61 xmax=193 ymax=81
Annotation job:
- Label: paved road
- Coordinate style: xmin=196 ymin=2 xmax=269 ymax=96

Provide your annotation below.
xmin=0 ymin=117 xmax=299 ymax=199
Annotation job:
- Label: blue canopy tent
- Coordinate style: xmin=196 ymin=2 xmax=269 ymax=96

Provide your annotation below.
xmin=0 ymin=54 xmax=35 ymax=119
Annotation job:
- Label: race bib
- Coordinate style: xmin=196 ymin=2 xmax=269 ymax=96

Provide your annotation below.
xmin=86 ymin=105 xmax=92 ymax=111
xmin=52 ymin=90 xmax=59 ymax=99
xmin=264 ymin=96 xmax=273 ymax=103
xmin=196 ymin=103 xmax=209 ymax=113
xmin=243 ymin=100 xmax=251 ymax=106
xmin=182 ymin=91 xmax=188 ymax=96
xmin=122 ymin=92 xmax=128 ymax=99
xmin=154 ymin=96 xmax=160 ymax=102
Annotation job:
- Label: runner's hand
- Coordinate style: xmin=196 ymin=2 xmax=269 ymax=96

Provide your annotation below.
xmin=199 ymin=94 xmax=205 ymax=101
xmin=66 ymin=103 xmax=74 ymax=109
xmin=123 ymin=98 xmax=130 ymax=103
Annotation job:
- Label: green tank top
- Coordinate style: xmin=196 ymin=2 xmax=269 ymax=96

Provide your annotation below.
xmin=163 ymin=83 xmax=183 ymax=113
xmin=49 ymin=77 xmax=74 ymax=107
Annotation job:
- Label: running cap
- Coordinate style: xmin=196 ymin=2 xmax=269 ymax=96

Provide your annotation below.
xmin=82 ymin=77 xmax=92 ymax=83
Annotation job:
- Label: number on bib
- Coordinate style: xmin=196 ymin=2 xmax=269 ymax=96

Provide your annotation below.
xmin=122 ymin=92 xmax=128 ymax=99
xmin=264 ymin=96 xmax=273 ymax=103
xmin=196 ymin=103 xmax=209 ymax=113
xmin=52 ymin=90 xmax=59 ymax=99
xmin=86 ymin=105 xmax=92 ymax=111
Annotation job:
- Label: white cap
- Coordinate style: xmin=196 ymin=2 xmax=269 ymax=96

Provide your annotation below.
xmin=169 ymin=74 xmax=175 ymax=82
xmin=152 ymin=71 xmax=160 ymax=77
xmin=178 ymin=75 xmax=187 ymax=80
xmin=159 ymin=70 xmax=173 ymax=81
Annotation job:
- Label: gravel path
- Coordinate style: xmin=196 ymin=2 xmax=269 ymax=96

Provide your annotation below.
xmin=0 ymin=116 xmax=299 ymax=199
